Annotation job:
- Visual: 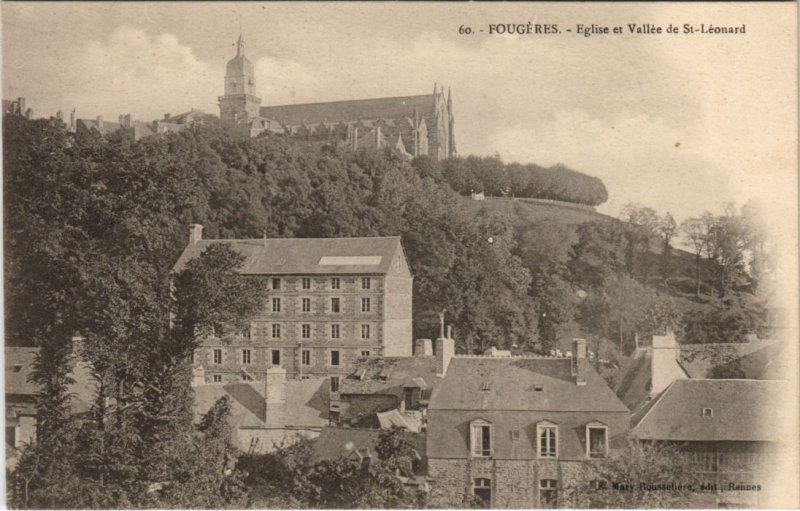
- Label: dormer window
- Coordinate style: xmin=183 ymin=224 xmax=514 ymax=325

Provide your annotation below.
xmin=702 ymin=407 xmax=713 ymax=418
xmin=586 ymin=421 xmax=608 ymax=459
xmin=537 ymin=421 xmax=558 ymax=458
xmin=480 ymin=381 xmax=491 ymax=391
xmin=470 ymin=419 xmax=492 ymax=458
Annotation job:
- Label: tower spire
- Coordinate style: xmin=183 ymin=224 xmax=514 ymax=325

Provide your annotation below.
xmin=236 ymin=20 xmax=245 ymax=57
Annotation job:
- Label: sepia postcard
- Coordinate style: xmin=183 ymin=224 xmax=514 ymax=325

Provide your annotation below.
xmin=2 ymin=2 xmax=798 ymax=509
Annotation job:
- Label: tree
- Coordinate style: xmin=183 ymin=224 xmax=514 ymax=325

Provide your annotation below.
xmin=562 ymin=441 xmax=701 ymax=508
xmin=680 ymin=216 xmax=708 ymax=296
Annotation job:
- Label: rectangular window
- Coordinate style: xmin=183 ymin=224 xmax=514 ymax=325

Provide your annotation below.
xmin=302 ymin=277 xmax=311 ymax=290
xmin=538 ymin=424 xmax=558 ymax=458
xmin=331 ymin=277 xmax=340 ymax=290
xmin=331 ymin=324 xmax=340 ymax=339
xmin=302 ymin=323 xmax=311 ymax=339
xmin=471 ymin=422 xmax=492 ymax=457
xmin=361 ymin=297 xmax=371 ymax=313
xmin=539 ymin=479 xmax=558 ymax=508
xmin=587 ymin=427 xmax=608 ymax=458
xmin=330 ymin=350 xmax=340 ymax=366
xmin=302 ymin=349 xmax=311 ymax=366
xmin=212 ymin=374 xmax=222 ymax=383
xmin=473 ymin=478 xmax=491 ymax=506
xmin=361 ymin=324 xmax=370 ymax=339
xmin=330 ymin=376 xmax=340 ymax=393
xmin=271 ymin=277 xmax=281 ymax=290
xmin=242 ymin=349 xmax=251 ymax=365
xmin=213 ymin=349 xmax=222 ymax=365
xmin=242 ymin=373 xmax=252 ymax=382
xmin=302 ymin=298 xmax=311 ymax=313
xmin=272 ymin=324 xmax=281 ymax=338
xmin=331 ymin=297 xmax=341 ymax=313
xmin=271 ymin=349 xmax=281 ymax=366
xmin=361 ymin=350 xmax=371 ymax=357
xmin=361 ymin=277 xmax=371 ymax=290
xmin=272 ymin=297 xmax=281 ymax=313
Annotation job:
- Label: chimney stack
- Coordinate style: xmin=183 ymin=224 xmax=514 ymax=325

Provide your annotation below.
xmin=188 ymin=224 xmax=203 ymax=245
xmin=56 ymin=110 xmax=64 ymax=121
xmin=17 ymin=97 xmax=25 ymax=113
xmin=414 ymin=339 xmax=433 ymax=357
xmin=25 ymin=108 xmax=33 ymax=119
xmin=436 ymin=336 xmax=454 ymax=377
xmin=164 ymin=113 xmax=171 ymax=121
xmin=70 ymin=109 xmax=76 ymax=131
xmin=96 ymin=115 xmax=103 ymax=129
xmin=572 ymin=338 xmax=587 ymax=386
xmin=265 ymin=366 xmax=286 ymax=405
xmin=651 ymin=330 xmax=685 ymax=396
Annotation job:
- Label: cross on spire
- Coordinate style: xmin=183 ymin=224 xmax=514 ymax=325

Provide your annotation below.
xmin=236 ymin=18 xmax=245 ymax=57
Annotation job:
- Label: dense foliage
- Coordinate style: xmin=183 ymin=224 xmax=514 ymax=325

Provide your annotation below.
xmin=413 ymin=155 xmax=609 ymax=206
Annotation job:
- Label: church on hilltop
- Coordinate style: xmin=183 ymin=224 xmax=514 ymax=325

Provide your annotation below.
xmin=219 ymin=33 xmax=457 ymax=160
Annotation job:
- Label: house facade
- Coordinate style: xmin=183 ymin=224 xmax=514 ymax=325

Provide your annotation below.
xmin=426 ymin=339 xmax=630 ymax=508
xmin=173 ymin=225 xmax=413 ymax=386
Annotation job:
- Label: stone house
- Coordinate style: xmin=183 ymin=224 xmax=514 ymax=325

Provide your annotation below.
xmin=426 ymin=339 xmax=630 ymax=508
xmin=173 ymin=225 xmax=413 ymax=385
xmin=331 ymin=338 xmax=446 ymax=427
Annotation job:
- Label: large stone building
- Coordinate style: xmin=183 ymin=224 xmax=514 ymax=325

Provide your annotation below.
xmin=426 ymin=339 xmax=630 ymax=508
xmin=173 ymin=225 xmax=413 ymax=387
xmin=218 ymin=34 xmax=456 ymax=159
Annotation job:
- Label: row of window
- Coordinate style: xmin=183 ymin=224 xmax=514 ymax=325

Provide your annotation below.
xmin=270 ymin=277 xmax=373 ymax=291
xmin=210 ymin=347 xmax=372 ymax=367
xmin=269 ymin=297 xmax=373 ymax=314
xmin=470 ymin=419 xmax=608 ymax=459
xmin=252 ymin=323 xmax=373 ymax=339
xmin=473 ymin=478 xmax=558 ymax=508
xmin=208 ymin=372 xmax=346 ymax=393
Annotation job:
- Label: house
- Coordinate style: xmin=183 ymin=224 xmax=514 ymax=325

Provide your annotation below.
xmin=426 ymin=339 xmax=630 ymax=508
xmin=332 ymin=338 xmax=445 ymax=428
xmin=193 ymin=367 xmax=329 ymax=454
xmin=5 ymin=342 xmax=96 ymax=470
xmin=615 ymin=332 xmax=788 ymax=415
xmin=630 ymin=378 xmax=790 ymax=507
xmin=173 ymin=224 xmax=413 ymax=384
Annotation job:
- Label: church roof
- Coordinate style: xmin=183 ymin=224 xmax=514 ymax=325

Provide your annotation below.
xmin=260 ymin=94 xmax=435 ymax=126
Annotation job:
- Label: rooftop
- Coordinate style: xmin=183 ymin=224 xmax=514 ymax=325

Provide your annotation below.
xmin=173 ymin=236 xmax=404 ymax=275
xmin=340 ymin=356 xmax=440 ymax=397
xmin=260 ymin=94 xmax=435 ymax=126
xmin=5 ymin=347 xmax=39 ymax=396
xmin=631 ymin=379 xmax=789 ymax=442
xmin=429 ymin=357 xmax=629 ymax=413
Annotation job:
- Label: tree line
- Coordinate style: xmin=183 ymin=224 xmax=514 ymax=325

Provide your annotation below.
xmin=412 ymin=155 xmax=609 ymax=206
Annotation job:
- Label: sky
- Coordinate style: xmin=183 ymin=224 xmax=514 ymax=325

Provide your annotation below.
xmin=1 ymin=2 xmax=797 ymax=224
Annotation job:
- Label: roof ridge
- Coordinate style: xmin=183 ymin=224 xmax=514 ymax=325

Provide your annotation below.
xmin=633 ymin=380 xmax=676 ymax=429
xmin=454 ymin=354 xmax=568 ymax=360
xmin=263 ymin=94 xmax=432 ymax=110
xmin=677 ymin=378 xmax=788 ymax=383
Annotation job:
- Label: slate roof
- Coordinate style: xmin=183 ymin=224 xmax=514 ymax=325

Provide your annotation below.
xmin=173 ymin=236 xmax=403 ymax=275
xmin=260 ymin=95 xmax=434 ymax=126
xmin=631 ymin=379 xmax=788 ymax=442
xmin=5 ymin=347 xmax=39 ymax=396
xmin=340 ymin=356 xmax=440 ymax=397
xmin=193 ymin=378 xmax=329 ymax=429
xmin=678 ymin=340 xmax=782 ymax=378
xmin=429 ymin=357 xmax=629 ymax=413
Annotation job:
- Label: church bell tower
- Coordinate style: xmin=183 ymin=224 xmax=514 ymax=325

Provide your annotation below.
xmin=218 ymin=32 xmax=261 ymax=130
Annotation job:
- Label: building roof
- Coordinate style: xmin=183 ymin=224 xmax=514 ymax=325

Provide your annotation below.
xmin=615 ymin=340 xmax=788 ymax=413
xmin=340 ymin=356 xmax=440 ymax=397
xmin=631 ymin=379 xmax=788 ymax=442
xmin=311 ymin=426 xmax=427 ymax=471
xmin=173 ymin=236 xmax=404 ymax=275
xmin=77 ymin=118 xmax=122 ymax=136
xmin=429 ymin=357 xmax=630 ymax=413
xmin=260 ymin=94 xmax=434 ymax=126
xmin=193 ymin=377 xmax=329 ymax=430
xmin=5 ymin=347 xmax=39 ymax=396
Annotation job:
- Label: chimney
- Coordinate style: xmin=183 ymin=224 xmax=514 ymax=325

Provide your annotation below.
xmin=414 ymin=339 xmax=433 ymax=357
xmin=164 ymin=113 xmax=171 ymax=121
xmin=17 ymin=97 xmax=25 ymax=113
xmin=119 ymin=113 xmax=131 ymax=129
xmin=56 ymin=110 xmax=64 ymax=121
xmin=571 ymin=338 xmax=587 ymax=386
xmin=96 ymin=115 xmax=103 ymax=129
xmin=70 ymin=109 xmax=76 ymax=131
xmin=651 ymin=330 xmax=686 ymax=396
xmin=188 ymin=224 xmax=203 ymax=245
xmin=265 ymin=366 xmax=286 ymax=405
xmin=25 ymin=108 xmax=33 ymax=119
xmin=436 ymin=336 xmax=454 ymax=377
